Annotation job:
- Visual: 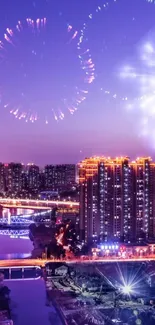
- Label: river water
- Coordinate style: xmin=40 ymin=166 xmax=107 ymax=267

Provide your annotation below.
xmin=0 ymin=233 xmax=33 ymax=259
xmin=5 ymin=279 xmax=62 ymax=325
xmin=0 ymin=232 xmax=62 ymax=325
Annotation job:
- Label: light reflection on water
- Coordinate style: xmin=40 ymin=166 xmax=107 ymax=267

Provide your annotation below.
xmin=0 ymin=208 xmax=33 ymax=259
xmin=0 ymin=253 xmax=31 ymax=260
xmin=0 ymin=210 xmax=62 ymax=325
xmin=0 ymin=234 xmax=33 ymax=259
xmin=0 ymin=229 xmax=29 ymax=237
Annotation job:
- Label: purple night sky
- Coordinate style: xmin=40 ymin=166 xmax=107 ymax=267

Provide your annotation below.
xmin=0 ymin=0 xmax=155 ymax=165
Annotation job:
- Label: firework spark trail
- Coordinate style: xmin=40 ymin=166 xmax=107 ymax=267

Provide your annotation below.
xmin=72 ymin=30 xmax=78 ymax=40
xmin=67 ymin=24 xmax=72 ymax=32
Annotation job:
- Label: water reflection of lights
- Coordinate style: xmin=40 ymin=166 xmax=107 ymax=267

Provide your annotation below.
xmin=10 ymin=235 xmax=29 ymax=240
xmin=0 ymin=229 xmax=29 ymax=238
xmin=0 ymin=216 xmax=33 ymax=224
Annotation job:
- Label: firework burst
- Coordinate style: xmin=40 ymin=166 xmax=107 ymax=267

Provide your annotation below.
xmin=0 ymin=17 xmax=95 ymax=123
xmin=120 ymin=39 xmax=155 ymax=139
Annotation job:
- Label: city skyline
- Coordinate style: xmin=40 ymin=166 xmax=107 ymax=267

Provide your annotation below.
xmin=0 ymin=154 xmax=155 ymax=166
xmin=0 ymin=0 xmax=155 ymax=164
xmin=1 ymin=153 xmax=155 ymax=166
xmin=0 ymin=162 xmax=76 ymax=194
xmin=1 ymin=2 xmax=155 ymax=324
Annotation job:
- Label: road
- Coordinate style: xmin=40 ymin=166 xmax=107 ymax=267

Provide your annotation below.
xmin=0 ymin=259 xmax=45 ymax=267
xmin=0 ymin=256 xmax=155 ymax=268
xmin=0 ymin=198 xmax=79 ymax=209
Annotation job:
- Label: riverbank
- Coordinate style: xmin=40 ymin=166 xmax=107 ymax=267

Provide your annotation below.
xmin=45 ymin=279 xmax=67 ymax=325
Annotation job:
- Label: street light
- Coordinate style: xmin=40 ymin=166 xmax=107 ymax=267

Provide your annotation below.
xmin=122 ymin=284 xmax=132 ymax=295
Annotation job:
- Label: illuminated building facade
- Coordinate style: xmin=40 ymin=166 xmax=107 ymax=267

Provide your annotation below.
xmin=130 ymin=157 xmax=155 ymax=242
xmin=98 ymin=157 xmax=135 ymax=243
xmin=79 ymin=157 xmax=99 ymax=242
xmin=0 ymin=163 xmax=5 ymax=193
xmin=27 ymin=164 xmax=40 ymax=192
xmin=44 ymin=164 xmax=76 ymax=191
xmin=6 ymin=163 xmax=23 ymax=193
xmin=79 ymin=156 xmax=155 ymax=244
xmin=0 ymin=163 xmax=76 ymax=195
xmin=98 ymin=160 xmax=114 ymax=242
xmin=44 ymin=165 xmax=54 ymax=190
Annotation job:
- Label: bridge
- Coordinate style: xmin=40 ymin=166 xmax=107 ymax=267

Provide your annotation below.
xmin=0 ymin=209 xmax=53 ymax=225
xmin=0 ymin=257 xmax=155 ymax=268
xmin=0 ymin=198 xmax=79 ymax=211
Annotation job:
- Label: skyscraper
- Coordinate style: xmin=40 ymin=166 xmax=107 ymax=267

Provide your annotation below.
xmin=79 ymin=156 xmax=155 ymax=244
xmin=79 ymin=157 xmax=99 ymax=242
xmin=5 ymin=163 xmax=23 ymax=194
xmin=130 ymin=157 xmax=155 ymax=242
xmin=44 ymin=164 xmax=76 ymax=191
xmin=0 ymin=163 xmax=5 ymax=193
xmin=27 ymin=164 xmax=40 ymax=192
